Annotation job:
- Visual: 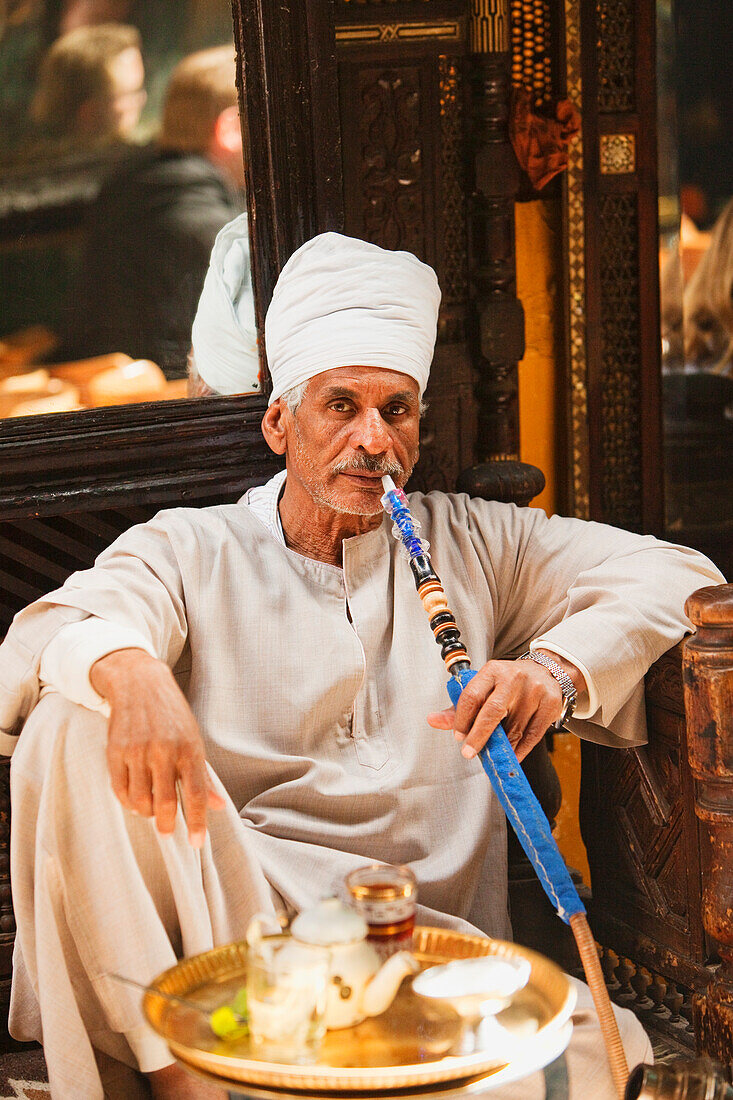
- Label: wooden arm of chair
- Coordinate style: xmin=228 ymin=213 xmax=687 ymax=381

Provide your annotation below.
xmin=683 ymin=582 xmax=733 ymax=1062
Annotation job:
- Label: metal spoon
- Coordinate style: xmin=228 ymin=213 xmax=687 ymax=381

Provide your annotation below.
xmin=110 ymin=973 xmax=248 ymax=1037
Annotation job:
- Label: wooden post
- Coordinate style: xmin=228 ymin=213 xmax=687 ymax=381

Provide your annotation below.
xmin=458 ymin=0 xmax=544 ymax=505
xmin=684 ymin=582 xmax=733 ymax=1064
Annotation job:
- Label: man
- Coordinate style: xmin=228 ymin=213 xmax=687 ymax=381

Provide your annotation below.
xmin=30 ymin=23 xmax=146 ymax=149
xmin=0 ymin=231 xmax=724 ymax=1099
xmin=59 ymin=45 xmax=246 ymax=378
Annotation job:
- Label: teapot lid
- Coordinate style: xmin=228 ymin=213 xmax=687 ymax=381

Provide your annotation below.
xmin=291 ymin=898 xmax=368 ymax=946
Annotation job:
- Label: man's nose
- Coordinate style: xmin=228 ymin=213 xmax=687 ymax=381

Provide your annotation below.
xmin=350 ymin=408 xmax=391 ymax=453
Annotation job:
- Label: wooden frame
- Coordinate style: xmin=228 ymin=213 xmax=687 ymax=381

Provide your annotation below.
xmin=1 ymin=0 xmax=732 ymax=1071
xmin=0 ymin=0 xmax=344 ymax=547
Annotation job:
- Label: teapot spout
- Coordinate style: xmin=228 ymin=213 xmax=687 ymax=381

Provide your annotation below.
xmin=361 ymin=951 xmax=421 ymax=1018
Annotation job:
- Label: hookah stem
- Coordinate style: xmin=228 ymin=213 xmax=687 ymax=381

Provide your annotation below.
xmin=380 ymin=477 xmax=628 ymax=1100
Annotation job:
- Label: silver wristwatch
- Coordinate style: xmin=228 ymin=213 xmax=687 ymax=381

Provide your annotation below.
xmin=517 ymin=650 xmax=578 ymax=728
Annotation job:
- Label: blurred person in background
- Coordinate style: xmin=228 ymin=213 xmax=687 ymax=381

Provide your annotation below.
xmin=29 ymin=22 xmax=145 ymax=151
xmin=58 ymin=44 xmax=246 ymax=379
xmin=683 ymin=197 xmax=733 ymax=374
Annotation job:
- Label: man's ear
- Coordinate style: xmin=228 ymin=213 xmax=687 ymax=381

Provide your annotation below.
xmin=213 ymin=104 xmax=243 ymax=156
xmin=261 ymin=401 xmax=288 ymax=455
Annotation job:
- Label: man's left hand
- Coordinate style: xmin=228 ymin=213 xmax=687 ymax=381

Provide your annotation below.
xmin=425 ymin=650 xmax=586 ymax=762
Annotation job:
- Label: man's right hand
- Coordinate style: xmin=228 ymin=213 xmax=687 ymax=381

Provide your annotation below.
xmin=90 ymin=649 xmax=225 ymax=847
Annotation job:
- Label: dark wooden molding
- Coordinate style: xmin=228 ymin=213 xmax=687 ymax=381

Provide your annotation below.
xmin=0 ymin=395 xmax=281 ymax=519
xmin=233 ymin=0 xmax=343 ymax=374
xmin=465 ymin=47 xmax=524 ymax=463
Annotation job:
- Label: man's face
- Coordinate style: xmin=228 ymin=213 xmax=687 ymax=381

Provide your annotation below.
xmin=102 ymin=45 xmax=146 ymax=138
xmin=279 ymin=366 xmax=421 ymax=517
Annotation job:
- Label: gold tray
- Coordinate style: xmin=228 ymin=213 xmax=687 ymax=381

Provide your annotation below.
xmin=143 ymin=926 xmax=575 ymax=1092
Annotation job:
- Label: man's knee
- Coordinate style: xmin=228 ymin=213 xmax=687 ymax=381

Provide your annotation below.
xmin=12 ymin=691 xmax=109 ymax=787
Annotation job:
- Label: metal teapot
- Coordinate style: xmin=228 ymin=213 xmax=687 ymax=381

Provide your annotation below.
xmin=289 ymin=898 xmax=419 ymax=1029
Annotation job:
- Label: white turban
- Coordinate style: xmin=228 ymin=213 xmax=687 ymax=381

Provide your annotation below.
xmin=265 ymin=232 xmax=441 ymax=405
xmin=191 ymin=212 xmax=261 ymax=395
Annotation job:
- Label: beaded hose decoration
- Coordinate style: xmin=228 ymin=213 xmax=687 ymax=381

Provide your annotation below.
xmin=380 ymin=476 xmax=628 ymax=1098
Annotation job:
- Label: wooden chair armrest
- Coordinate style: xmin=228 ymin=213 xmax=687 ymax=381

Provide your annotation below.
xmin=683 ymin=582 xmax=733 ymax=1061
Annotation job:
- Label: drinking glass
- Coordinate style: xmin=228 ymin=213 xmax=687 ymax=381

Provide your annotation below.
xmin=246 ymin=935 xmax=330 ymax=1064
xmin=345 ymin=863 xmax=417 ymax=958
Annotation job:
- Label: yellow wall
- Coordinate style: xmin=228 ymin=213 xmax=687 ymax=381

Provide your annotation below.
xmin=515 ymin=200 xmax=590 ymax=884
xmin=515 ymin=200 xmax=562 ymax=517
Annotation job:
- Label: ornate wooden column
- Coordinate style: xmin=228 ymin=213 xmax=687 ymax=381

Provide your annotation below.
xmin=684 ymin=583 xmax=733 ymax=1064
xmin=457 ymin=0 xmax=544 ymax=506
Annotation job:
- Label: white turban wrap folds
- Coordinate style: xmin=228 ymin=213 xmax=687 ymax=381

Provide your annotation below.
xmin=265 ymin=232 xmax=441 ymax=405
xmin=191 ymin=212 xmax=261 ymax=395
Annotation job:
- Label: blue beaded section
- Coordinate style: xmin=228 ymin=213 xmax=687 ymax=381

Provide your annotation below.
xmin=381 ymin=487 xmax=425 ymax=559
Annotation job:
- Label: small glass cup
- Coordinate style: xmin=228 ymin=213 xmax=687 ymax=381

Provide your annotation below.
xmin=246 ymin=935 xmax=330 ymax=1064
xmin=345 ymin=863 xmax=418 ymax=958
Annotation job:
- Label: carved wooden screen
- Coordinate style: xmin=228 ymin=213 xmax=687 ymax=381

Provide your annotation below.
xmin=580 ymin=647 xmax=708 ymax=1050
xmin=333 ymin=2 xmax=475 ymax=491
xmin=566 ymin=0 xmax=663 ymax=532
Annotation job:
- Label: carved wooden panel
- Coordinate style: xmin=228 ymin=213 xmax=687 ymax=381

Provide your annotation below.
xmin=580 ymin=645 xmax=709 ymax=1048
xmin=336 ymin=11 xmax=475 ymax=491
xmin=579 ymin=0 xmax=662 ymax=532
xmin=349 ymin=66 xmax=428 ymax=256
xmin=437 ymin=55 xmax=468 ymax=305
xmin=596 ymin=0 xmax=635 ymax=114
xmin=598 ymin=192 xmax=643 ymax=530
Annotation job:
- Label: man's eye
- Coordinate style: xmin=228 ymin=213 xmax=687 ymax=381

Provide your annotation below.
xmin=330 ymin=401 xmax=352 ymax=413
xmin=385 ymin=404 xmax=407 ymax=416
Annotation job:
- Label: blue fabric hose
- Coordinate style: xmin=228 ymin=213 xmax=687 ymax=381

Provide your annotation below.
xmin=447 ymin=668 xmax=585 ymax=925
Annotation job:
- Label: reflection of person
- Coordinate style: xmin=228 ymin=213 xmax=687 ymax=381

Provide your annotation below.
xmin=1 ymin=233 xmax=724 ymax=1099
xmin=684 ymin=198 xmax=733 ymax=372
xmin=30 ymin=22 xmax=145 ymax=148
xmin=187 ymin=212 xmax=260 ymax=397
xmin=58 ymin=44 xmax=245 ymax=379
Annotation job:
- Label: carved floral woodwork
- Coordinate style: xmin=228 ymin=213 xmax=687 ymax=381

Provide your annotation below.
xmin=684 ymin=585 xmax=733 ymax=1065
xmin=358 ymin=70 xmax=425 ymax=254
xmin=579 ymin=640 xmax=714 ymax=1053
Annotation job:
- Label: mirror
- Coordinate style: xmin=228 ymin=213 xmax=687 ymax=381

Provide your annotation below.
xmin=0 ymin=0 xmax=260 ymax=420
xmin=657 ymin=0 xmax=733 ymax=574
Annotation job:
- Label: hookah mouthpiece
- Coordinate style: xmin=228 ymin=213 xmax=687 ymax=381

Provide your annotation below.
xmin=381 ymin=476 xmax=470 ymax=677
xmin=380 ymin=475 xmax=429 ymax=559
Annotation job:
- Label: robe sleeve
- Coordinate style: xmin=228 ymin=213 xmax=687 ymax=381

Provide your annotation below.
xmin=0 ymin=511 xmax=192 ymax=748
xmin=468 ymin=502 xmax=725 ymax=746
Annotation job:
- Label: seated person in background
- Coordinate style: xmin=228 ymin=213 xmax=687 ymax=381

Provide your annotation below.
xmin=684 ymin=197 xmax=733 ymax=373
xmin=0 ymin=229 xmax=725 ymax=1100
xmin=59 ymin=45 xmax=246 ymax=379
xmin=28 ymin=22 xmax=145 ymax=154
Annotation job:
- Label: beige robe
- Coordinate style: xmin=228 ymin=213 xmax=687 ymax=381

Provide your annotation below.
xmin=0 ymin=489 xmax=723 ymax=1097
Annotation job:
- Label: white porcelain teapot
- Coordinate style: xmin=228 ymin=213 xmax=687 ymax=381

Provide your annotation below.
xmin=289 ymin=898 xmax=419 ymax=1029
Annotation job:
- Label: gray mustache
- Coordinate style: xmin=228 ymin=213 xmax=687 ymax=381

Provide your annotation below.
xmin=333 ymin=455 xmax=404 ymax=477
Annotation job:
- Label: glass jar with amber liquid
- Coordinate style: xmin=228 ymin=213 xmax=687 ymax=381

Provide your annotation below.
xmin=345 ymin=864 xmax=417 ymax=958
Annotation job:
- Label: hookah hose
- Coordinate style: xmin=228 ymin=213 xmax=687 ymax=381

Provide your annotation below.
xmin=380 ymin=476 xmax=628 ymax=1100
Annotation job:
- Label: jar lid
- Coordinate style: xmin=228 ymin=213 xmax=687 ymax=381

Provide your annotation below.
xmin=291 ymin=898 xmax=367 ymax=946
